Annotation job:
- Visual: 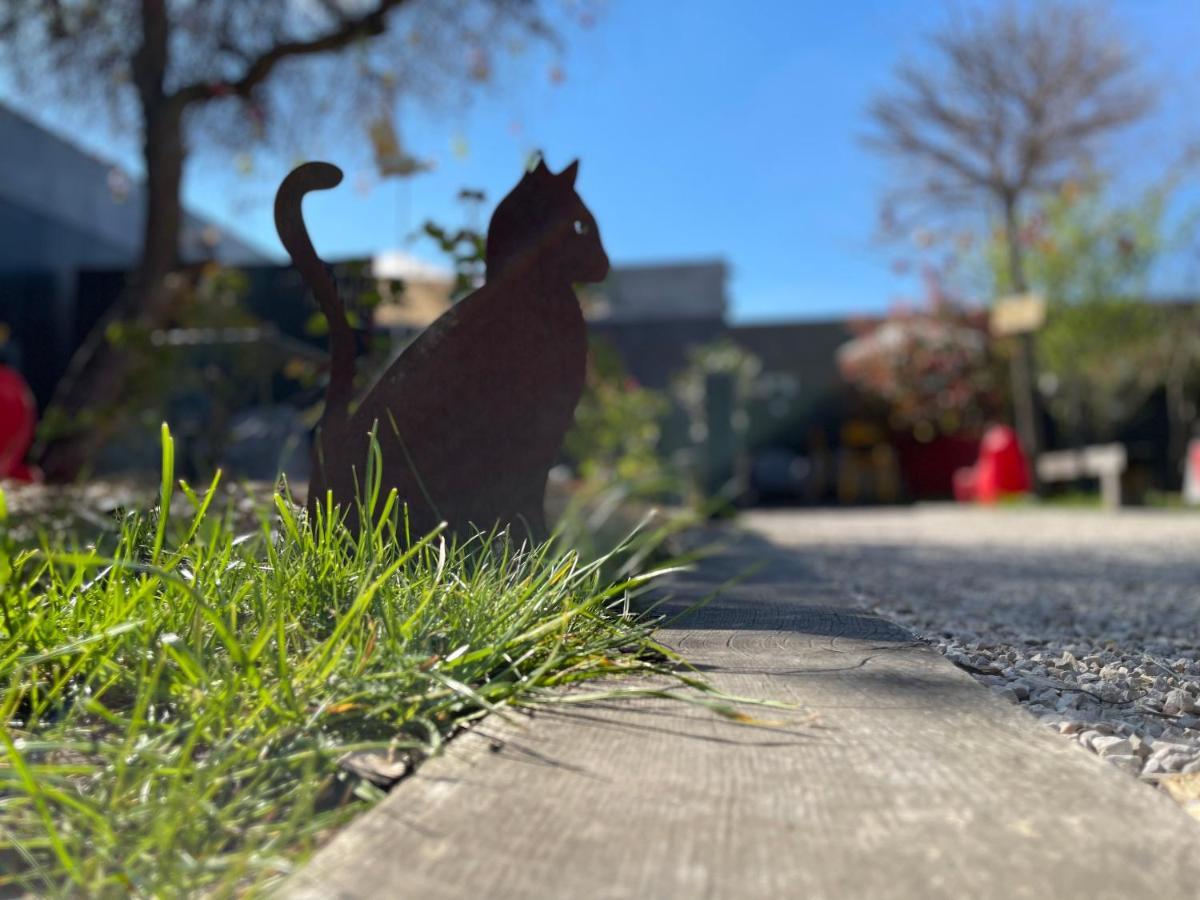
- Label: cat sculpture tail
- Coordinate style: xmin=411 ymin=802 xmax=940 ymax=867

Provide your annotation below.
xmin=273 ymin=162 xmax=355 ymax=430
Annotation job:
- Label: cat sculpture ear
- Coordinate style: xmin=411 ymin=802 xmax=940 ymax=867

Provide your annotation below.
xmin=560 ymin=160 xmax=579 ymax=186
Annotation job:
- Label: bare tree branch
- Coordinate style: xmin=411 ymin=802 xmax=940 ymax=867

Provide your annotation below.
xmin=865 ymin=1 xmax=1153 ymax=234
xmin=864 ymin=1 xmax=1154 ymax=470
xmin=0 ymin=0 xmax=564 ymax=479
xmin=174 ymin=0 xmax=415 ymax=105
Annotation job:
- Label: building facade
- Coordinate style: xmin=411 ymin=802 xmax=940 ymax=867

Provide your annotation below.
xmin=0 ymin=103 xmax=266 ymax=404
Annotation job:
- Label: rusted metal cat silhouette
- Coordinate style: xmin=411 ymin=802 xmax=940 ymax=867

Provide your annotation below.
xmin=274 ymin=158 xmax=609 ymax=540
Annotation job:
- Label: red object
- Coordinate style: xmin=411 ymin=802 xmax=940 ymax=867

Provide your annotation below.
xmin=953 ymin=465 xmax=978 ymax=502
xmin=894 ymin=433 xmax=982 ymax=499
xmin=0 ymin=365 xmax=39 ymax=482
xmin=954 ymin=425 xmax=1030 ymax=503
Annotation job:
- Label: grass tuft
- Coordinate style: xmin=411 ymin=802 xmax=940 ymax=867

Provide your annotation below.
xmin=0 ymin=426 xmax=698 ymax=896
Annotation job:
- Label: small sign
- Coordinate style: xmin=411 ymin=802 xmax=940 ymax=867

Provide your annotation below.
xmin=990 ymin=293 xmax=1046 ymax=337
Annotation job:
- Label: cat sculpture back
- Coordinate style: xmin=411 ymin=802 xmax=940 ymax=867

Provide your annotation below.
xmin=274 ymin=157 xmax=609 ymax=540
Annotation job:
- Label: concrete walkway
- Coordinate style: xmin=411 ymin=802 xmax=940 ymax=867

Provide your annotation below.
xmin=287 ymin=521 xmax=1200 ymax=899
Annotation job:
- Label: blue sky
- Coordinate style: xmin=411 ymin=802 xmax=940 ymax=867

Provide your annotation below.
xmin=4 ymin=0 xmax=1199 ymax=321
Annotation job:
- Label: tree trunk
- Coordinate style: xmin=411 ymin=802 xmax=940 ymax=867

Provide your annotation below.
xmin=1002 ymin=195 xmax=1028 ymax=294
xmin=1165 ymin=344 xmax=1195 ymax=490
xmin=128 ymin=0 xmax=180 ymax=317
xmin=136 ymin=100 xmax=185 ymax=317
xmin=36 ymin=1 xmax=187 ymax=480
xmin=1001 ymin=192 xmax=1044 ymax=491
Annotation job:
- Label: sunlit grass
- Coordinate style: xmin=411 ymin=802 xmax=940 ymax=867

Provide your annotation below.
xmin=0 ymin=425 xmax=707 ymax=896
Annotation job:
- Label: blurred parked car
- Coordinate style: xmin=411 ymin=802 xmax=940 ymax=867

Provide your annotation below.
xmin=744 ymin=446 xmax=812 ymax=506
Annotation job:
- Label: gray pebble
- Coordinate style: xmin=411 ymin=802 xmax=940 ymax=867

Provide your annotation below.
xmin=1157 ymin=752 xmax=1191 ymax=772
xmin=1092 ymin=736 xmax=1134 ymax=758
xmin=1164 ymin=689 xmax=1198 ymax=715
xmin=1104 ymin=754 xmax=1143 ymax=775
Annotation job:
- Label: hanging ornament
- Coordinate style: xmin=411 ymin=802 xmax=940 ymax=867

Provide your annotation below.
xmin=368 ymin=115 xmax=435 ymax=178
xmin=246 ymin=101 xmax=266 ymax=139
xmin=467 ymin=47 xmax=491 ymax=82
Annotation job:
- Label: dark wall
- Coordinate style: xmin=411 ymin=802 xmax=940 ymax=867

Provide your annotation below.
xmin=590 ymin=318 xmax=727 ymax=390
xmin=0 ymin=271 xmax=74 ymax=407
xmin=0 ymin=198 xmax=133 ymax=272
xmin=590 ymin=315 xmax=864 ymax=460
xmin=730 ymin=320 xmax=859 ymax=450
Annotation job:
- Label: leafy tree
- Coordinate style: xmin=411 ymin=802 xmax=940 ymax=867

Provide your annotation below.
xmin=0 ymin=0 xmax=577 ymax=478
xmin=987 ymin=179 xmax=1165 ymax=303
xmin=422 ymin=189 xmax=489 ymax=300
xmin=867 ymin=1 xmax=1152 ymax=291
xmin=986 ymin=178 xmax=1200 ymax=468
xmin=866 ymin=1 xmax=1153 ymax=465
xmin=0 ymin=0 xmax=557 ymax=314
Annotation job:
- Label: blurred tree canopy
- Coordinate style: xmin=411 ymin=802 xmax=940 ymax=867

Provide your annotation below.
xmin=986 ymin=178 xmax=1200 ymax=466
xmin=866 ymin=1 xmax=1152 ymax=294
xmin=0 ymin=0 xmax=560 ymax=313
xmin=837 ymin=279 xmax=1005 ymax=441
xmin=867 ymin=0 xmax=1157 ymax=473
xmin=987 ymin=179 xmax=1165 ymax=303
xmin=0 ymin=0 xmax=588 ymax=478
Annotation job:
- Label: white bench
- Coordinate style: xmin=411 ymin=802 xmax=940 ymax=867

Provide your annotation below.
xmin=1036 ymin=444 xmax=1127 ymax=509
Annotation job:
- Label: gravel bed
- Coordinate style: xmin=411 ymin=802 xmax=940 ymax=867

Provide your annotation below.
xmin=746 ymin=507 xmax=1200 ymax=816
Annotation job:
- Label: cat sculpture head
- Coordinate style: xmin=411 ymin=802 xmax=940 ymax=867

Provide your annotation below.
xmin=485 ymin=158 xmax=610 ymax=286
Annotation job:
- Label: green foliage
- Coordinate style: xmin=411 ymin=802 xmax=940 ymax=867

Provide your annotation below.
xmin=671 ymin=340 xmax=761 ymax=435
xmin=669 ymin=341 xmax=762 ymax=508
xmin=564 ymin=339 xmax=671 ymax=493
xmin=986 ymin=179 xmax=1189 ymax=442
xmin=304 ymin=260 xmax=394 ymax=335
xmin=422 ymin=189 xmax=488 ymax=300
xmin=1036 ymin=299 xmax=1171 ymax=441
xmin=36 ymin=265 xmax=315 ymax=471
xmin=988 ymin=178 xmax=1164 ymax=302
xmin=0 ymin=426 xmax=715 ymax=896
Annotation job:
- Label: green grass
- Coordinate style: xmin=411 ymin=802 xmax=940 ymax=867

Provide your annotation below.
xmin=0 ymin=426 xmax=714 ymax=896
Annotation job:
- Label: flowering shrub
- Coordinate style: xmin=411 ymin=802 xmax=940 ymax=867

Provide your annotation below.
xmin=837 ymin=305 xmax=1003 ymax=440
